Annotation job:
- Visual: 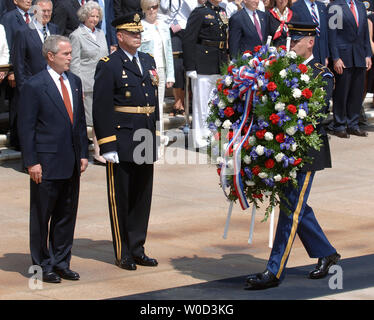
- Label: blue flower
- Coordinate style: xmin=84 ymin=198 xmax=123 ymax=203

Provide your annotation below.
xmin=277 ymin=110 xmax=291 ymax=126
xmin=299 ymin=102 xmax=309 ymax=114
xmin=244 ymin=167 xmax=253 ymax=179
xmin=264 ymin=178 xmax=275 ymax=187
xmin=297 ymin=119 xmax=304 ymax=131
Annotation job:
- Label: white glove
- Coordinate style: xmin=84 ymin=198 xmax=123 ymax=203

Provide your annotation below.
xmin=186 ymin=71 xmax=197 ymax=79
xmin=102 ymin=151 xmax=119 ymax=163
xmin=160 ymin=134 xmax=169 ymax=146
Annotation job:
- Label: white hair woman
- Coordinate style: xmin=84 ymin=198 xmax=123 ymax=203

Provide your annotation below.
xmin=69 ymin=0 xmax=109 ymax=165
xmin=139 ymin=0 xmax=175 ymax=158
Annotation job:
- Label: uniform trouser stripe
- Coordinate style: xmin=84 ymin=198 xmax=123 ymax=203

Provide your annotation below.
xmin=107 ymin=162 xmax=122 ymax=261
xmin=276 ymin=171 xmax=312 ymax=279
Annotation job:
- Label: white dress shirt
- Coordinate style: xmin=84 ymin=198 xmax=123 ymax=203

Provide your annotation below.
xmin=47 ymin=65 xmax=74 ymax=112
xmin=159 ymin=0 xmax=198 ymax=29
xmin=32 ymin=19 xmax=50 ymax=43
xmin=244 ymin=6 xmax=261 ymax=30
xmin=0 ymin=24 xmax=9 ymax=65
xmin=121 ymin=48 xmax=143 ymax=75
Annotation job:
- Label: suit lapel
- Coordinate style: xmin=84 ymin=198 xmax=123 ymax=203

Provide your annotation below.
xmin=66 ymin=72 xmax=79 ymax=127
xmin=242 ymin=9 xmax=260 ymax=41
xmin=119 ymin=49 xmax=142 ymax=77
xmin=80 ymin=25 xmax=100 ymax=48
xmin=342 ymin=0 xmax=359 ymax=31
xmin=44 ymin=70 xmax=73 ymax=125
xmin=30 ymin=28 xmax=43 ymax=48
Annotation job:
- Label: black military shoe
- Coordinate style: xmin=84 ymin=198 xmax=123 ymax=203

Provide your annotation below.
xmin=42 ymin=271 xmax=61 ymax=283
xmin=115 ymin=258 xmax=137 ymax=270
xmin=309 ymin=252 xmax=341 ymax=279
xmin=244 ymin=269 xmax=279 ymax=290
xmin=133 ymin=255 xmax=158 ymax=267
xmin=55 ymin=268 xmax=80 ymax=280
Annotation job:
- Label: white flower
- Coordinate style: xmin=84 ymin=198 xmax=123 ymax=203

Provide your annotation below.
xmin=216 ymin=157 xmax=224 ymax=165
xmin=224 ymin=76 xmax=232 ymax=87
xmin=290 ymin=170 xmax=297 ymax=179
xmin=274 ymin=174 xmax=282 ymax=182
xmin=292 ymin=88 xmax=302 ymax=99
xmin=263 ymin=191 xmax=273 ymax=196
xmin=301 ymin=74 xmax=310 ymax=83
xmin=249 ymin=58 xmax=255 ymax=67
xmin=275 ymin=102 xmax=285 ymax=111
xmin=257 ymin=79 xmax=264 ymax=87
xmin=286 ymin=126 xmax=297 ymax=136
xmin=214 ymin=119 xmax=222 ymax=127
xmin=262 ymin=95 xmax=268 ymax=103
xmin=227 ymin=159 xmax=234 ymax=169
xmin=243 ymin=155 xmax=251 ymax=164
xmin=258 ymin=172 xmax=268 ymax=179
xmin=275 ymin=152 xmax=285 ymax=163
xmin=264 ymin=132 xmax=273 ymax=141
xmin=290 ymin=143 xmax=297 ymax=152
xmin=297 ymin=109 xmax=307 ymax=119
xmin=227 ymin=96 xmax=235 ymax=103
xmin=269 ymin=46 xmax=277 ymax=53
xmin=286 ymin=50 xmax=297 ymax=59
xmin=218 ymin=100 xmax=226 ymax=109
xmin=255 ymin=145 xmax=265 ymax=156
xmin=265 ymin=60 xmax=271 ymax=67
xmin=222 ymin=120 xmax=232 ymax=129
xmin=245 ymin=180 xmax=256 ymax=186
xmin=279 ymin=69 xmax=287 ymax=78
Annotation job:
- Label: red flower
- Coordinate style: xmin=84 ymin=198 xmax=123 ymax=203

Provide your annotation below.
xmin=223 ymin=89 xmax=230 ymax=96
xmin=267 ymin=82 xmax=277 ymax=92
xmin=279 ymin=45 xmax=287 ymax=51
xmin=255 ymin=129 xmax=267 ymax=139
xmin=243 ymin=140 xmax=251 ymax=150
xmin=287 ymin=104 xmax=297 ymax=114
xmin=224 ymin=107 xmax=235 ymax=117
xmin=252 ymin=165 xmax=261 ymax=176
xmin=269 ymin=113 xmax=280 ymax=124
xmin=252 ymin=193 xmax=263 ymax=199
xmin=254 ymin=45 xmax=262 ymax=52
xmin=275 ymin=133 xmax=285 ymax=143
xmin=227 ymin=65 xmax=235 ymax=74
xmin=293 ymin=158 xmax=302 ymax=166
xmin=217 ymin=168 xmax=221 ymax=176
xmin=240 ymin=169 xmax=245 ymax=177
xmin=264 ymin=71 xmax=272 ymax=79
xmin=226 ymin=130 xmax=233 ymax=140
xmin=265 ymin=159 xmax=275 ymax=169
xmin=302 ymin=88 xmax=313 ymax=99
xmin=280 ymin=177 xmax=290 ymax=183
xmin=304 ymin=124 xmax=314 ymax=135
xmin=298 ymin=64 xmax=308 ymax=73
xmin=244 ymin=50 xmax=252 ymax=55
xmin=217 ymin=83 xmax=223 ymax=92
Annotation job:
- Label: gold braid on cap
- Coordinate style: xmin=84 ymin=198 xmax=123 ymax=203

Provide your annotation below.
xmin=116 ymin=22 xmax=144 ymax=32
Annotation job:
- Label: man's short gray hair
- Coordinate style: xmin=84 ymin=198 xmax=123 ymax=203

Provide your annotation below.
xmin=42 ymin=35 xmax=71 ymax=58
xmin=77 ymin=0 xmax=103 ymax=23
xmin=34 ymin=0 xmax=53 ymax=5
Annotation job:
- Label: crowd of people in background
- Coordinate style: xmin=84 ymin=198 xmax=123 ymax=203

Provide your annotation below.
xmin=0 ymin=0 xmax=373 ymax=158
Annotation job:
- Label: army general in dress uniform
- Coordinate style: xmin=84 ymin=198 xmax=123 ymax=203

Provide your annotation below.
xmin=245 ymin=22 xmax=341 ymax=290
xmin=93 ymin=12 xmax=159 ymax=270
xmin=183 ymin=0 xmax=228 ymax=149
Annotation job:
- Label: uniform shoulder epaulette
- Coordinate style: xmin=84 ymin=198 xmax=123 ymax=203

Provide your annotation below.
xmin=100 ymin=56 xmax=110 ymax=62
xmin=147 ymin=53 xmax=154 ymax=59
xmin=314 ymin=62 xmax=333 ymax=78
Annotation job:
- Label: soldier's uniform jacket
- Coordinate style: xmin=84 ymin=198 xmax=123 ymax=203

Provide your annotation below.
xmin=93 ymin=48 xmax=159 ymax=163
xmin=183 ymin=0 xmax=228 ymax=75
xmin=301 ymin=58 xmax=334 ymax=172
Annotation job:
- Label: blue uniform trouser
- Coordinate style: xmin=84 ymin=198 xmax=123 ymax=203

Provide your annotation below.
xmin=267 ymin=171 xmax=336 ymax=281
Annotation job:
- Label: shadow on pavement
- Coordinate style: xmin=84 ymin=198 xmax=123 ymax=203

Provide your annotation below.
xmin=112 ymin=254 xmax=374 ymax=300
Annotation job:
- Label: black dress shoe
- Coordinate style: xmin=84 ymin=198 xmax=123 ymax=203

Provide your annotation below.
xmin=115 ymin=258 xmax=137 ymax=270
xmin=244 ymin=269 xmax=279 ymax=290
xmin=309 ymin=252 xmax=341 ymax=279
xmin=347 ymin=128 xmax=368 ymax=137
xmin=42 ymin=271 xmax=61 ymax=283
xmin=330 ymin=130 xmax=350 ymax=138
xmin=54 ymin=268 xmax=80 ymax=280
xmin=133 ymin=255 xmax=158 ymax=267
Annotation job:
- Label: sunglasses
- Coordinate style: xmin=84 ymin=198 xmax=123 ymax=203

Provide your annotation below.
xmin=147 ymin=4 xmax=159 ymax=10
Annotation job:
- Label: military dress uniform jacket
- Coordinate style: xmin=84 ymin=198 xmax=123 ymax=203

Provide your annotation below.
xmin=301 ymin=58 xmax=334 ymax=173
xmin=183 ymin=1 xmax=229 ymax=75
xmin=93 ymin=48 xmax=159 ymax=163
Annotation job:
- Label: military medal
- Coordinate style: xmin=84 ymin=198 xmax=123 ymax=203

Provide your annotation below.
xmin=219 ymin=11 xmax=228 ymax=25
xmin=149 ymin=69 xmax=159 ymax=86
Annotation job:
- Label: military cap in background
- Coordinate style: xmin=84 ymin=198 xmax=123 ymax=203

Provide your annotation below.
xmin=287 ymin=21 xmax=318 ymax=40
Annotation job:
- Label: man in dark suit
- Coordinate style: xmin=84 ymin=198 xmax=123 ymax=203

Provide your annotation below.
xmin=93 ymin=12 xmax=159 ymax=271
xmin=51 ymin=0 xmax=81 ymax=36
xmin=96 ymin=0 xmax=118 ymax=52
xmin=113 ymin=0 xmax=141 ymax=19
xmin=18 ymin=35 xmax=89 ymax=283
xmin=12 ymin=0 xmax=60 ymax=93
xmin=327 ymin=0 xmax=372 ymax=137
xmin=228 ymin=0 xmax=268 ymax=58
xmin=245 ymin=22 xmax=340 ymax=290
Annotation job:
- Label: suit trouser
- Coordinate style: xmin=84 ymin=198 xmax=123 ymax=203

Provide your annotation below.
xmin=266 ymin=171 xmax=336 ymax=281
xmin=191 ymin=74 xmax=219 ymax=148
xmin=29 ymin=168 xmax=80 ymax=273
xmin=106 ymin=161 xmax=154 ymax=262
xmin=332 ymin=67 xmax=365 ymax=131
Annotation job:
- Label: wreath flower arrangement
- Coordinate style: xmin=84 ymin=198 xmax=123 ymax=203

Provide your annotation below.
xmin=207 ymin=45 xmax=327 ymax=219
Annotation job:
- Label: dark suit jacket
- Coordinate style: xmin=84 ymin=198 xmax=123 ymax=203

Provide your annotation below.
xmin=228 ymin=8 xmax=268 ymax=58
xmin=51 ymin=0 xmax=80 ymax=36
xmin=0 ymin=8 xmax=28 ymax=51
xmin=93 ymin=49 xmax=159 ymax=163
xmin=12 ymin=22 xmax=60 ymax=92
xmin=95 ymin=0 xmax=117 ymax=47
xmin=327 ymin=0 xmax=372 ymax=68
xmin=291 ymin=0 xmax=329 ymax=64
xmin=18 ymin=69 xmax=89 ymax=180
xmin=113 ymin=0 xmax=141 ymax=19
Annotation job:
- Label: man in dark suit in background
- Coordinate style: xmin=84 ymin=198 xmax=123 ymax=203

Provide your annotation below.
xmin=12 ymin=0 xmax=60 ymax=93
xmin=327 ymin=0 xmax=372 ymax=137
xmin=228 ymin=0 xmax=268 ymax=58
xmin=51 ymin=0 xmax=81 ymax=36
xmin=96 ymin=0 xmax=117 ymax=52
xmin=18 ymin=35 xmax=89 ymax=283
xmin=113 ymin=0 xmax=141 ymax=18
xmin=0 ymin=0 xmax=16 ymax=20
xmin=291 ymin=0 xmax=329 ymax=65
